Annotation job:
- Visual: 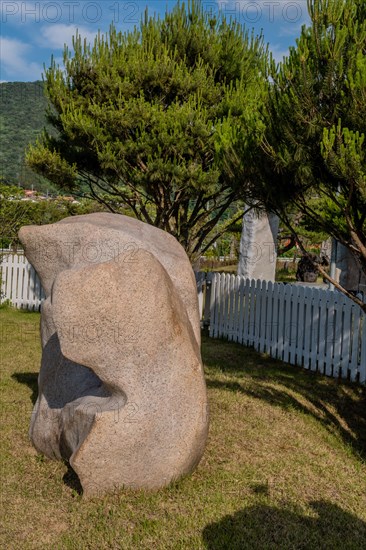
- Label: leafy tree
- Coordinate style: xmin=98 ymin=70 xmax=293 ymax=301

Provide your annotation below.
xmin=0 ymin=182 xmax=106 ymax=248
xmin=0 ymin=183 xmax=25 ymax=248
xmin=227 ymin=0 xmax=366 ymax=309
xmin=26 ymin=0 xmax=267 ymax=260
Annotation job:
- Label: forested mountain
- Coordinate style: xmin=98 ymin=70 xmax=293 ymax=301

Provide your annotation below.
xmin=0 ymin=81 xmax=56 ymax=192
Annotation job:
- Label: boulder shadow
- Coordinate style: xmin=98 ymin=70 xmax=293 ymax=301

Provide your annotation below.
xmin=12 ymin=373 xmax=84 ymax=496
xmin=12 ymin=372 xmax=38 ymax=404
xmin=62 ymin=462 xmax=83 ymax=496
xmin=202 ymin=500 xmax=366 ymax=549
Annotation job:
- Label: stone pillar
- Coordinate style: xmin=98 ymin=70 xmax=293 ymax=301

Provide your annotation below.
xmin=334 ymin=242 xmax=366 ymax=291
xmin=238 ymin=209 xmax=279 ymax=281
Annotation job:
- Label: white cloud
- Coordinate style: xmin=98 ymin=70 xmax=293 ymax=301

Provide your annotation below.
xmin=279 ymin=22 xmax=303 ymax=38
xmin=39 ymin=24 xmax=99 ymax=50
xmin=0 ymin=36 xmax=43 ymax=80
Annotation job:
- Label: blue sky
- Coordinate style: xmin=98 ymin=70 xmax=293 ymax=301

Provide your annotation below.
xmin=0 ymin=1 xmax=310 ymax=82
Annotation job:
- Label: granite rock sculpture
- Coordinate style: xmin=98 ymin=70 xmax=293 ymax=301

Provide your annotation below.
xmin=19 ymin=213 xmax=209 ymax=496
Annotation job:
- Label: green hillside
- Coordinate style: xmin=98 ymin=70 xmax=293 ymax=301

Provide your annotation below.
xmin=0 ymin=81 xmax=56 ymax=192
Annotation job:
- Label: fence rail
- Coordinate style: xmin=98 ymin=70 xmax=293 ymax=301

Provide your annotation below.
xmin=1 ymin=254 xmax=365 ymax=384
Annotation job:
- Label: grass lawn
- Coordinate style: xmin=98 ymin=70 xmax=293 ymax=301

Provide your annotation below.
xmin=1 ymin=306 xmax=366 ymax=549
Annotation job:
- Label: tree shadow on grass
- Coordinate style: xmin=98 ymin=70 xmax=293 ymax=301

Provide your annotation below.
xmin=202 ymin=337 xmax=366 ymax=460
xmin=202 ymin=500 xmax=366 ymax=549
xmin=12 ymin=372 xmax=38 ymax=404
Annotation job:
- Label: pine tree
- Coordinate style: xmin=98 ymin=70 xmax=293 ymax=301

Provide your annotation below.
xmin=27 ymin=1 xmax=267 ymax=260
xmin=228 ymin=0 xmax=366 ymax=309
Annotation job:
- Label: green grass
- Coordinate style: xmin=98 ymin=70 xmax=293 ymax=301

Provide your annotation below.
xmin=1 ymin=307 xmax=366 ymax=549
xmin=276 ymin=266 xmax=324 ymax=284
xmin=275 ymin=266 xmax=297 ymax=283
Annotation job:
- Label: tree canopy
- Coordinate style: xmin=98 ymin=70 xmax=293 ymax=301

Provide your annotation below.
xmin=27 ymin=0 xmax=268 ymax=260
xmin=0 ymin=182 xmax=106 ymax=248
xmin=226 ymin=0 xmax=366 ymax=308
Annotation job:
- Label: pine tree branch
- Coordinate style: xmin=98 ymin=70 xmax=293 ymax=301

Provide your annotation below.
xmin=197 ymin=206 xmax=252 ymax=257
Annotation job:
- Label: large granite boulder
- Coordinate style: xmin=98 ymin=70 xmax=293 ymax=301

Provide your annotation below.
xmin=19 ymin=213 xmax=209 ymax=496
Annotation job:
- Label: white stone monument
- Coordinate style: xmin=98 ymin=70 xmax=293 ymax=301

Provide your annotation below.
xmin=238 ymin=209 xmax=279 ymax=281
xmin=334 ymin=241 xmax=366 ymax=291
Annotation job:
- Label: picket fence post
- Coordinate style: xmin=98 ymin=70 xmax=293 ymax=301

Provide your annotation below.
xmin=197 ymin=271 xmax=366 ymax=385
xmin=1 ymin=252 xmax=45 ymax=311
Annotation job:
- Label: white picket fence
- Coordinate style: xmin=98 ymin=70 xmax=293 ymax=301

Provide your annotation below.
xmin=0 ymin=252 xmax=45 ymax=310
xmin=196 ymin=272 xmax=366 ymax=384
xmin=1 ymin=254 xmax=365 ymax=383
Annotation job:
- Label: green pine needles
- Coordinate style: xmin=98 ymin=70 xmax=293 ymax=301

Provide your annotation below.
xmin=225 ymin=0 xmax=366 ymax=308
xmin=27 ymin=0 xmax=268 ymax=260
